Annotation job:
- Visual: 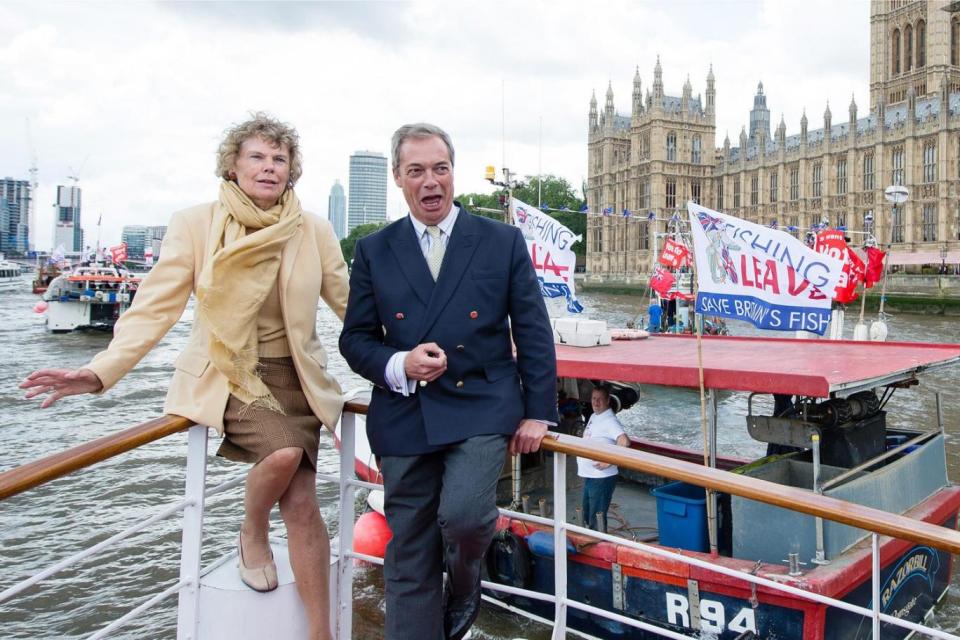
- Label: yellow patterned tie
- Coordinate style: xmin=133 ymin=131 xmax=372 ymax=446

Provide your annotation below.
xmin=426 ymin=225 xmax=444 ymax=280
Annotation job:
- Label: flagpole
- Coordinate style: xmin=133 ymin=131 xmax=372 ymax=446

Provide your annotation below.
xmin=687 ymin=202 xmax=718 ymax=555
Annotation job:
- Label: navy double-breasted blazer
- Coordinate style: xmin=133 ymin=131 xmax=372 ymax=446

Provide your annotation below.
xmin=339 ymin=205 xmax=558 ymax=456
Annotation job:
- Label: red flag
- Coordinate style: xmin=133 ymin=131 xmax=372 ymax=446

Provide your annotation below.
xmin=658 ymin=238 xmax=691 ymax=268
xmin=864 ymin=247 xmax=886 ymax=288
xmin=109 ymin=242 xmax=127 ymax=264
xmin=815 ymin=230 xmax=865 ymax=303
xmin=650 ymin=266 xmax=676 ymax=297
xmin=834 ymin=249 xmax=865 ymax=304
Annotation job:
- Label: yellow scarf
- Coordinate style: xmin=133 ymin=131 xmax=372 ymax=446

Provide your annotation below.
xmin=196 ymin=180 xmax=302 ymax=412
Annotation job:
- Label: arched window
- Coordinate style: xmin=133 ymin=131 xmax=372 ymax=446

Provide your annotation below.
xmin=953 ymin=19 xmax=959 ymax=66
xmin=905 ymin=24 xmax=913 ymax=72
xmin=892 ymin=28 xmax=901 ymax=75
xmin=691 ymin=135 xmax=702 ymax=164
xmin=666 ymin=132 xmax=677 ymax=161
xmin=917 ymin=20 xmax=926 ymax=68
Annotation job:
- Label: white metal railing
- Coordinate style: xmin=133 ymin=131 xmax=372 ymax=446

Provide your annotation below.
xmin=331 ymin=411 xmax=960 ymax=640
xmin=1 ymin=425 xmax=232 ymax=640
xmin=4 ymin=406 xmax=960 ymax=639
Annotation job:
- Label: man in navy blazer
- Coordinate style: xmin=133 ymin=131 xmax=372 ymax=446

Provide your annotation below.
xmin=339 ymin=123 xmax=557 ymax=640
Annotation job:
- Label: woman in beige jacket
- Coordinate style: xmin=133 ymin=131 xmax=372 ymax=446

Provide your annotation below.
xmin=21 ymin=113 xmax=348 ymax=640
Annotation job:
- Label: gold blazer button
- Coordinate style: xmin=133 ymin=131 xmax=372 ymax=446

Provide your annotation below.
xmin=455 ymin=380 xmax=464 ymax=388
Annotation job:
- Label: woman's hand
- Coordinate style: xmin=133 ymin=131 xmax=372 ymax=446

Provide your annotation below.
xmin=20 ymin=369 xmax=104 ymax=408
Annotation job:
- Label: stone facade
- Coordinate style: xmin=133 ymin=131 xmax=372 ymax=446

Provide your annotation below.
xmin=586 ymin=0 xmax=960 ymax=281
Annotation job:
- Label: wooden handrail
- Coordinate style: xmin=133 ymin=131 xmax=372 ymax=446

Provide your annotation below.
xmin=0 ymin=400 xmax=370 ymax=502
xmin=541 ymin=433 xmax=960 ymax=555
xmin=3 ymin=397 xmax=959 ymax=557
xmin=0 ymin=414 xmax=194 ymax=501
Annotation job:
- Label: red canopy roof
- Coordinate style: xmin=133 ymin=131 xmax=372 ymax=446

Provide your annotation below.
xmin=555 ymin=335 xmax=960 ymax=397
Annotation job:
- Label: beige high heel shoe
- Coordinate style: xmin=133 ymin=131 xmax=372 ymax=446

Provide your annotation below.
xmin=237 ymin=532 xmax=279 ymax=592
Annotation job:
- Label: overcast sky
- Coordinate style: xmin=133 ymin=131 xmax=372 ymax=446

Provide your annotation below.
xmin=0 ymin=0 xmax=869 ymax=249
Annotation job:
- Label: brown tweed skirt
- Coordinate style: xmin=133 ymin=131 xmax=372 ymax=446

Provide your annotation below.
xmin=217 ymin=357 xmax=321 ymax=470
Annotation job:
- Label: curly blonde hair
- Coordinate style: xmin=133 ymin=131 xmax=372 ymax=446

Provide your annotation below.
xmin=216 ymin=112 xmax=302 ymax=186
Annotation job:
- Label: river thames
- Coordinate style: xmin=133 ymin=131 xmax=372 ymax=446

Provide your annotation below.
xmin=1 ymin=277 xmax=959 ymax=639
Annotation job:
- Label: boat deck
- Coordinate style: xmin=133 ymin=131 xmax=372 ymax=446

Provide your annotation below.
xmin=504 ymin=453 xmax=661 ymax=542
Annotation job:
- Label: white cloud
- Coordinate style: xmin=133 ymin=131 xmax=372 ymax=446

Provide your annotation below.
xmin=0 ymin=0 xmax=868 ymax=249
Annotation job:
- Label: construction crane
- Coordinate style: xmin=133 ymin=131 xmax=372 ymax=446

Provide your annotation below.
xmin=25 ymin=118 xmax=39 ymax=253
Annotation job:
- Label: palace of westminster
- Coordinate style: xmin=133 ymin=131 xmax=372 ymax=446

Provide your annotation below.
xmin=585 ymin=0 xmax=960 ymax=280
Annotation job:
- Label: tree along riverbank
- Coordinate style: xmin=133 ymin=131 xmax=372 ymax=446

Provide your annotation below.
xmin=579 ymin=274 xmax=960 ymax=316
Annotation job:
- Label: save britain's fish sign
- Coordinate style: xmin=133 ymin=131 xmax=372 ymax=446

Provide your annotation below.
xmin=687 ymin=202 xmax=845 ymax=335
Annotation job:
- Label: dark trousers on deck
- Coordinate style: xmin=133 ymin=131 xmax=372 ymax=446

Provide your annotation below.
xmin=582 ymin=475 xmax=618 ymax=530
xmin=379 ymin=434 xmax=508 ymax=640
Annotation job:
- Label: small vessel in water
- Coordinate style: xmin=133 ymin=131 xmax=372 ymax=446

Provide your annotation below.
xmin=41 ymin=262 xmax=140 ymax=332
xmin=0 ymin=255 xmax=24 ymax=292
xmin=31 ymin=261 xmax=61 ymax=295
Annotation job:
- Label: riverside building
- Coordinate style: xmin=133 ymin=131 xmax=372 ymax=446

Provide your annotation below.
xmin=0 ymin=177 xmax=31 ymax=254
xmin=585 ymin=0 xmax=960 ymax=281
xmin=347 ymin=151 xmax=387 ymax=232
xmin=328 ymin=180 xmax=346 ymax=240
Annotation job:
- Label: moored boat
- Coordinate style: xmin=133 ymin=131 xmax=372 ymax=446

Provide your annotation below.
xmin=0 ymin=256 xmax=24 ymax=292
xmin=340 ymin=334 xmax=960 ymax=639
xmin=41 ymin=263 xmax=140 ymax=332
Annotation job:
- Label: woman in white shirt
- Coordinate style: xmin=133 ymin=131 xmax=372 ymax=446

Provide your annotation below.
xmin=577 ymin=385 xmax=631 ymax=530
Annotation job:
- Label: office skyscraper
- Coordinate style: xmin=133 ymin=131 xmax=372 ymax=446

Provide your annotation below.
xmin=328 ymin=180 xmax=347 ymax=240
xmin=347 ymin=150 xmax=387 ymax=232
xmin=121 ymin=224 xmax=167 ymax=260
xmin=0 ymin=177 xmax=31 ymax=254
xmin=53 ymin=185 xmax=83 ymax=252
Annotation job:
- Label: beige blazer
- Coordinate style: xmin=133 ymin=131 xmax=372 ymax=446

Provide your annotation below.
xmin=85 ymin=202 xmax=350 ymax=434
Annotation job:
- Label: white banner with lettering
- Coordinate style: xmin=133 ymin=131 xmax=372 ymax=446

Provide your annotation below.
xmin=511 ymin=198 xmax=583 ymax=313
xmin=687 ymin=202 xmax=845 ymax=335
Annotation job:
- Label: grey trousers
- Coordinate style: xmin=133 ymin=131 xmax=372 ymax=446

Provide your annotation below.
xmin=379 ymin=434 xmax=508 ymax=640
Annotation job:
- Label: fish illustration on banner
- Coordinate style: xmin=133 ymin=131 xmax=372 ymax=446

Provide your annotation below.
xmin=511 ymin=198 xmax=584 ymax=313
xmin=687 ymin=202 xmax=845 ymax=335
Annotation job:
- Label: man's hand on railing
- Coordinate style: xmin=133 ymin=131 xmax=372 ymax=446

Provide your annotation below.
xmin=20 ymin=368 xmax=104 ymax=408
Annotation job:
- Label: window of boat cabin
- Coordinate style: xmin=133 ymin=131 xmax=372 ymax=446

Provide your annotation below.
xmin=922 ymin=204 xmax=938 ymax=242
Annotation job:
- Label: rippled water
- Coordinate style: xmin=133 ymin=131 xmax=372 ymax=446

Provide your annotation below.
xmin=1 ymin=276 xmax=959 ymax=639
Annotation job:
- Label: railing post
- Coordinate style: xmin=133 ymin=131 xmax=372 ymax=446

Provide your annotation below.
xmin=336 ymin=411 xmax=357 ymax=640
xmin=871 ymin=533 xmax=881 ymax=639
xmin=176 ymin=425 xmax=208 ymax=640
xmin=551 ymin=451 xmax=568 ymax=640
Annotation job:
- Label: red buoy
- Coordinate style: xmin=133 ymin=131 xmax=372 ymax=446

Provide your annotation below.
xmin=353 ymin=510 xmax=392 ymax=559
xmin=33 ymin=301 xmax=48 ymax=313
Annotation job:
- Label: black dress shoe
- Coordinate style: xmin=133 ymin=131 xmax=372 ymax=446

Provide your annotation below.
xmin=444 ymin=574 xmax=481 ymax=640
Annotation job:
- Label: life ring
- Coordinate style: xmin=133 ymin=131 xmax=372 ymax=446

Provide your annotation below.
xmin=485 ymin=529 xmax=532 ymax=590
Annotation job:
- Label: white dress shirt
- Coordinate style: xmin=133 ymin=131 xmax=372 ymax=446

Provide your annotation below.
xmin=384 ymin=206 xmax=459 ymax=396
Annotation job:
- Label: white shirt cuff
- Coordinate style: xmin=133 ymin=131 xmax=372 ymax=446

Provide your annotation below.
xmin=385 ymin=351 xmax=416 ymax=396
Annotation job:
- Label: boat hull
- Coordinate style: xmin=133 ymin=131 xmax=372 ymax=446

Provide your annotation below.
xmin=487 ymin=494 xmax=960 ymax=640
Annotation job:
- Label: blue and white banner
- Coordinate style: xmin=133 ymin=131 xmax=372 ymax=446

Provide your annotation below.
xmin=687 ymin=203 xmax=845 ymax=335
xmin=512 ymin=198 xmax=583 ymax=313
